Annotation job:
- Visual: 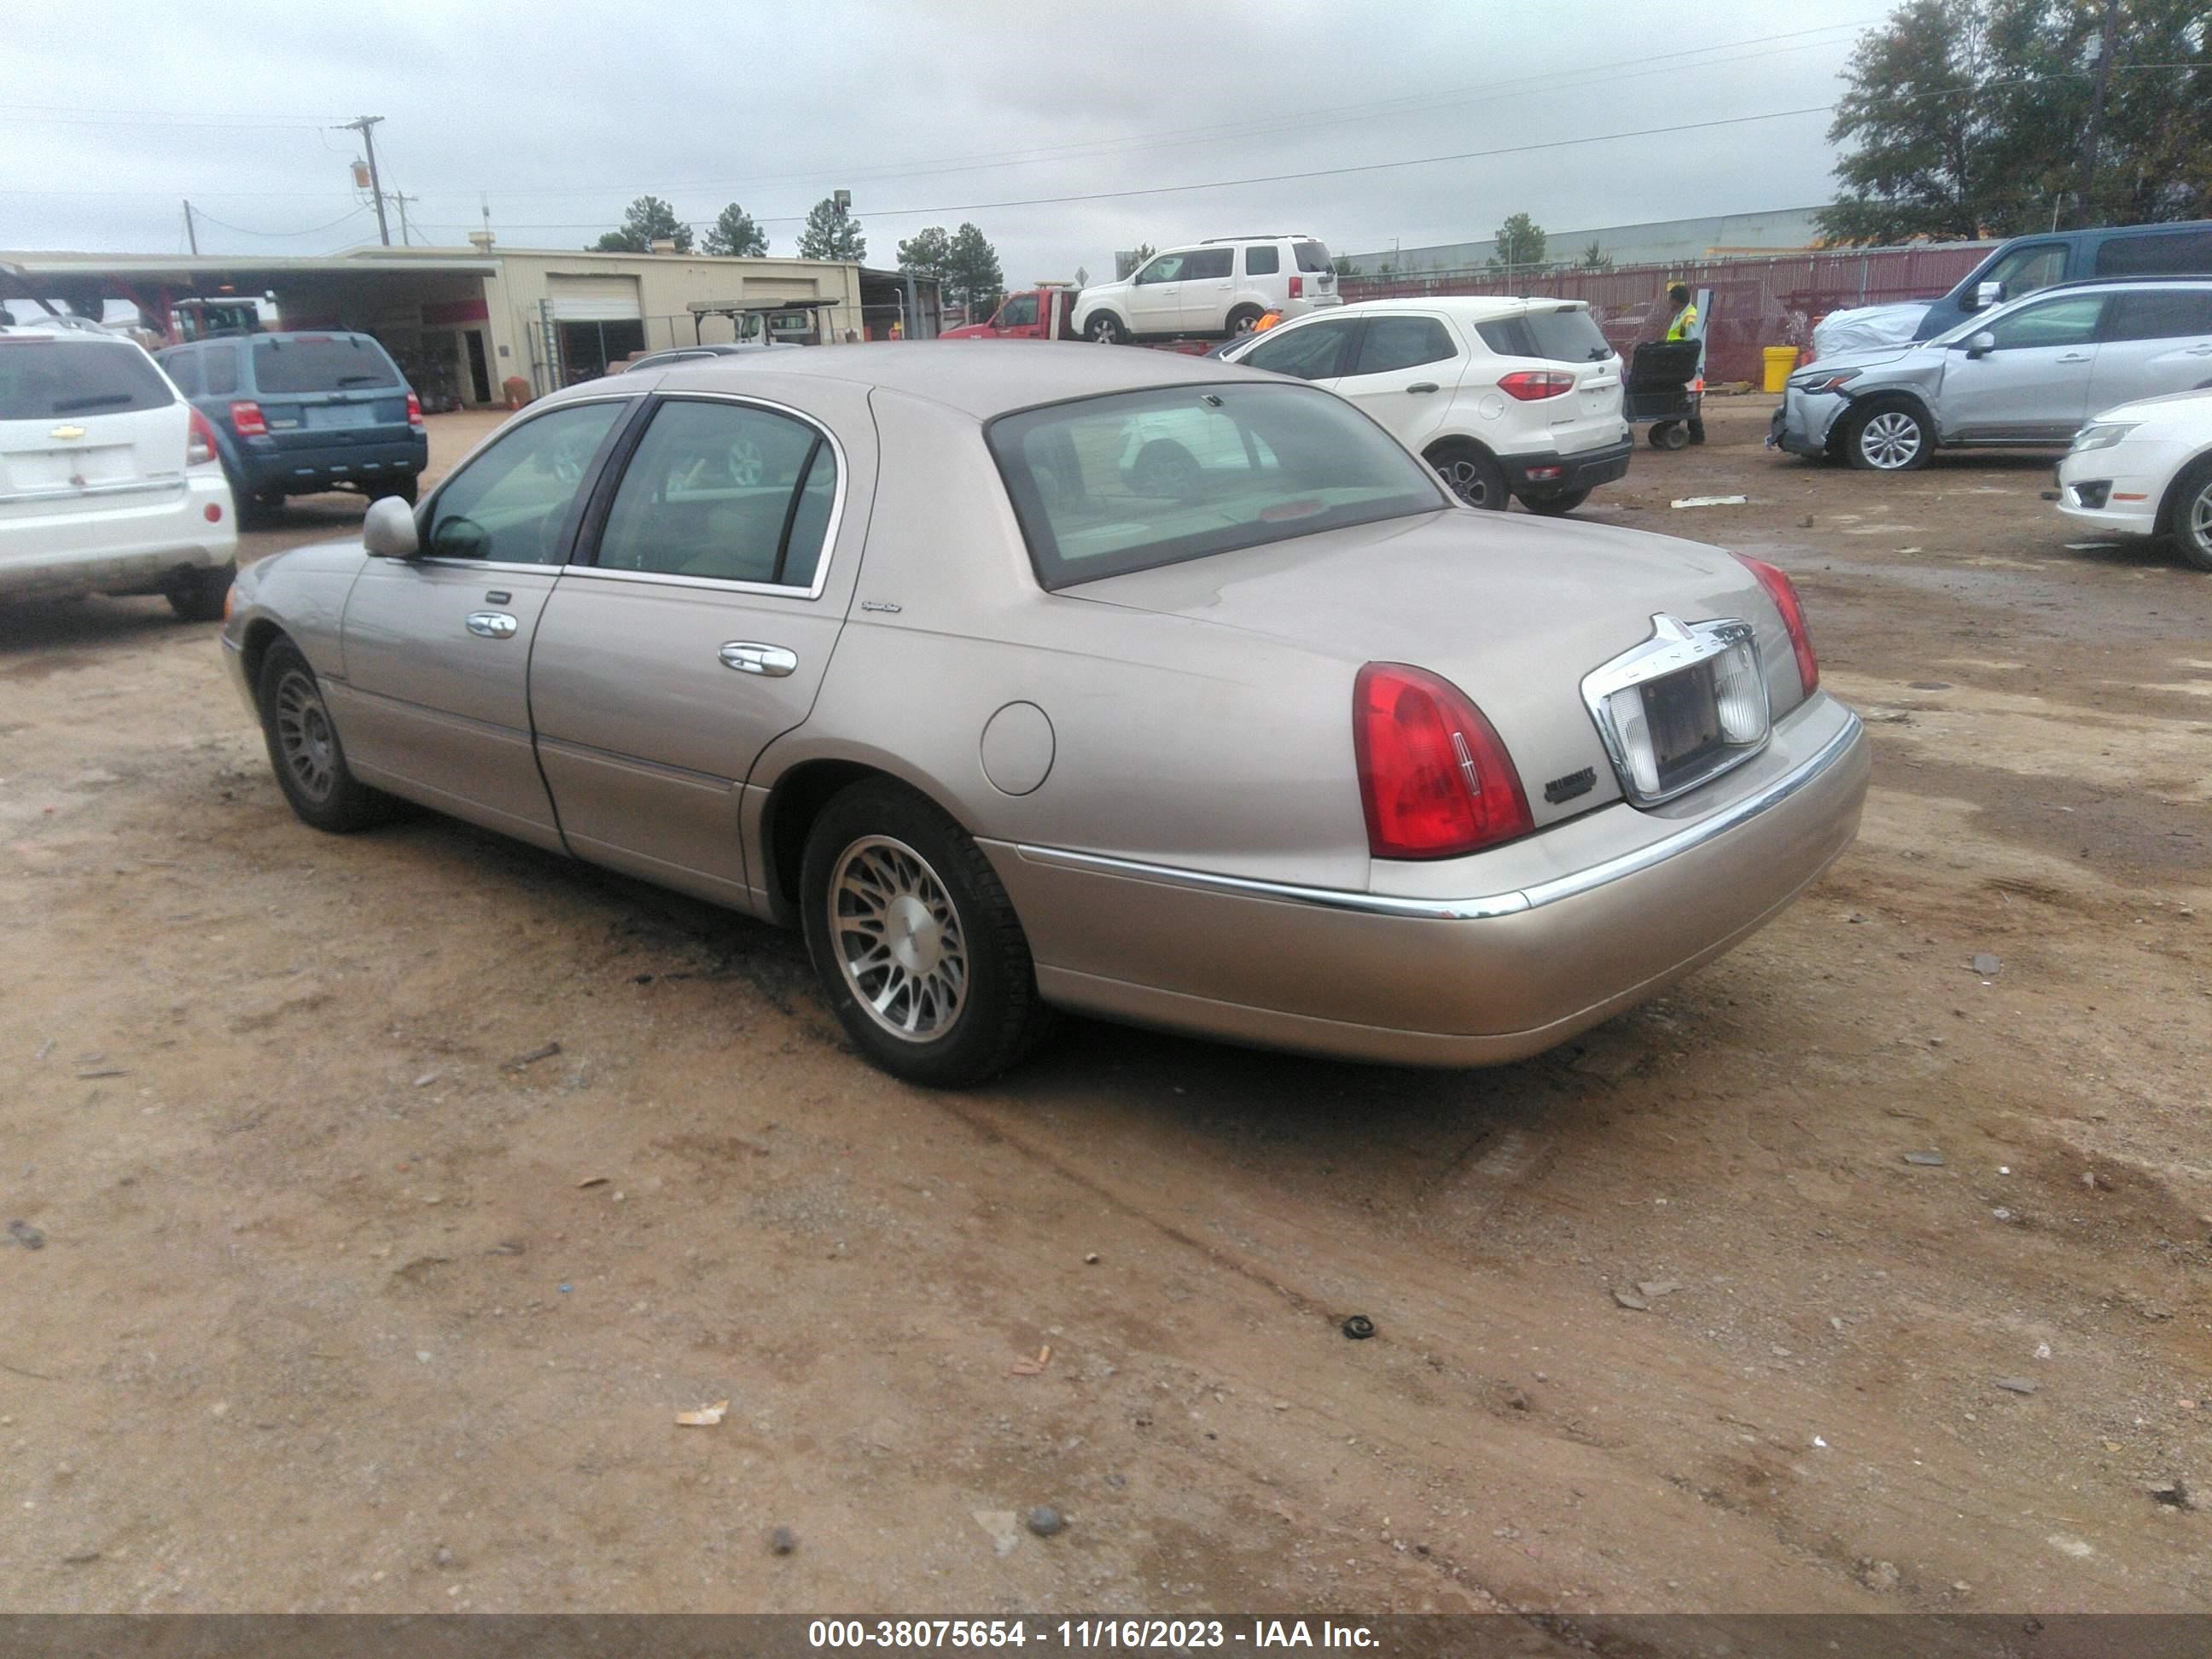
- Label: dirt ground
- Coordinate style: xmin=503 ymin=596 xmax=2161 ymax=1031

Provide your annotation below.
xmin=0 ymin=391 xmax=2206 ymax=1627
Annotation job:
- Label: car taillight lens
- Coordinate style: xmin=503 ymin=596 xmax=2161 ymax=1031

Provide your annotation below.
xmin=1497 ymin=370 xmax=1576 ymax=401
xmin=1735 ymin=554 xmax=1819 ymax=696
xmin=1289 ymin=276 xmax=1304 ymax=299
xmin=185 ymin=407 xmax=219 ymax=466
xmin=1353 ymin=663 xmax=1534 ymax=860
xmin=230 ymin=400 xmax=266 ymax=437
xmin=406 ymin=392 xmax=423 ymax=428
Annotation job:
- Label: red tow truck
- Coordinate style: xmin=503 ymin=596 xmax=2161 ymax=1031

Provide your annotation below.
xmin=940 ymin=282 xmax=1221 ymax=353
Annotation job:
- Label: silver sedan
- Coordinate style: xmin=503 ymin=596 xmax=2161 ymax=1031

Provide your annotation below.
xmin=222 ymin=344 xmax=1868 ymax=1086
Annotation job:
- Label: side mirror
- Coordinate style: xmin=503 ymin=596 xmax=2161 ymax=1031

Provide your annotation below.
xmin=362 ymin=495 xmax=421 ymax=559
xmin=1965 ymin=331 xmax=1998 ymax=359
xmin=1972 ymin=280 xmax=2003 ymax=311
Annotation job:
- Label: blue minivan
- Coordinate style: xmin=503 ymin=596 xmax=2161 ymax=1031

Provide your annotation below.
xmin=1912 ymin=219 xmax=2212 ymax=339
xmin=156 ymin=330 xmax=427 ymax=517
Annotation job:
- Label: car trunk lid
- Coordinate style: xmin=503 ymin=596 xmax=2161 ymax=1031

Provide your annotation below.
xmin=0 ymin=336 xmax=187 ymax=521
xmin=1068 ymin=509 xmax=1796 ymax=826
xmin=247 ymin=335 xmax=410 ymax=453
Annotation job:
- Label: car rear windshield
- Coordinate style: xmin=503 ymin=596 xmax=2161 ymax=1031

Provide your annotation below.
xmin=1294 ymin=241 xmax=1331 ymax=273
xmin=1478 ymin=307 xmax=1613 ymax=362
xmin=987 ymin=381 xmax=1447 ymax=590
xmin=251 ymin=335 xmax=401 ymax=393
xmin=0 ymin=339 xmax=174 ymax=421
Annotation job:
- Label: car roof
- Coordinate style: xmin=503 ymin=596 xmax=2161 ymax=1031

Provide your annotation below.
xmin=0 ymin=318 xmax=130 ymax=344
xmin=589 ymin=340 xmax=1285 ymax=420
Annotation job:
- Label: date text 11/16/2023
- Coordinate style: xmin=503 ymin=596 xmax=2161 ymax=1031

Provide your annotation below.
xmin=806 ymin=1618 xmax=1380 ymax=1649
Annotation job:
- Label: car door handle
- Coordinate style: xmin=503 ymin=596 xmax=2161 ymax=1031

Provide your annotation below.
xmin=2056 ymin=352 xmax=2092 ymax=363
xmin=1406 ymin=382 xmax=1440 ymax=394
xmin=719 ymin=641 xmax=798 ymax=678
xmin=464 ymin=611 xmax=518 ymax=639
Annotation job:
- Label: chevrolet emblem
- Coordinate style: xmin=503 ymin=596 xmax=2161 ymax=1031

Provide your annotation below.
xmin=49 ymin=424 xmax=85 ymax=441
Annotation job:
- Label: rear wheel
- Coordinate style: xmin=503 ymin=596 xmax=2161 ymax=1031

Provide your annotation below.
xmin=1844 ymin=400 xmax=1931 ymax=472
xmin=1425 ymin=440 xmax=1507 ymax=510
xmin=256 ymin=638 xmax=394 ymax=832
xmin=800 ymin=781 xmax=1051 ymax=1086
xmin=166 ymin=561 xmax=235 ymax=622
xmin=2171 ymin=459 xmax=2212 ymax=572
xmin=1084 ymin=311 xmax=1128 ymax=345
xmin=1519 ymin=488 xmax=1591 ymax=517
xmin=1225 ymin=305 xmax=1264 ymax=335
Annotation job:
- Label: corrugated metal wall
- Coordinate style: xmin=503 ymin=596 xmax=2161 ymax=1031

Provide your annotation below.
xmin=1342 ymin=245 xmax=1994 ymax=384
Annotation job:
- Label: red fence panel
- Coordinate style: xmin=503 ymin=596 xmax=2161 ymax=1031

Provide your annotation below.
xmin=1340 ymin=244 xmax=1994 ymax=384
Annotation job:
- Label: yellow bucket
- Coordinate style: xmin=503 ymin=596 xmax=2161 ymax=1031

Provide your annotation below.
xmin=1762 ymin=346 xmax=1800 ymax=393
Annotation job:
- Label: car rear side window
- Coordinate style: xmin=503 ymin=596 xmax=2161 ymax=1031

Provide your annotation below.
xmin=1352 ymin=316 xmax=1457 ymax=375
xmin=1183 ymin=248 xmax=1232 ymax=280
xmin=1294 ymin=242 xmax=1331 ymax=273
xmin=1522 ymin=308 xmax=1614 ymax=362
xmin=250 ymin=335 xmax=400 ymax=393
xmin=0 ymin=341 xmax=174 ymax=420
xmin=1244 ymin=245 xmax=1280 ymax=276
xmin=595 ymin=399 xmax=839 ymax=589
xmin=2100 ymin=288 xmax=2212 ymax=341
xmin=202 ymin=346 xmax=238 ymax=396
xmin=2094 ymin=230 xmax=2212 ymax=277
xmin=988 ymin=381 xmax=1447 ymax=591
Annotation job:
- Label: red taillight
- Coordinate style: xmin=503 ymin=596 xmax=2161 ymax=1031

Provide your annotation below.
xmin=1735 ymin=554 xmax=1819 ymax=696
xmin=185 ymin=406 xmax=219 ymax=466
xmin=1353 ymin=663 xmax=1534 ymax=860
xmin=229 ymin=400 xmax=266 ymax=438
xmin=406 ymin=392 xmax=423 ymax=428
xmin=1289 ymin=276 xmax=1304 ymax=299
xmin=1497 ymin=370 xmax=1576 ymax=401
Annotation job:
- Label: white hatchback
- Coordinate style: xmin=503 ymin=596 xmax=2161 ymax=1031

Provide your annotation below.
xmin=0 ymin=322 xmax=237 ymax=618
xmin=1218 ymin=297 xmax=1632 ymax=514
xmin=1073 ymin=236 xmax=1341 ymax=343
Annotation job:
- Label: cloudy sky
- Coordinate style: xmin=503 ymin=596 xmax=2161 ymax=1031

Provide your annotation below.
xmin=3 ymin=0 xmax=1883 ymax=278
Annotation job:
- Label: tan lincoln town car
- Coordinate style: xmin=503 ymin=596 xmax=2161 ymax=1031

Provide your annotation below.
xmin=220 ymin=344 xmax=1868 ymax=1086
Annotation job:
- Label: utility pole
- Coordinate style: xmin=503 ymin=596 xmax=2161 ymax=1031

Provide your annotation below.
xmin=183 ymin=200 xmax=199 ymax=255
xmin=2074 ymin=0 xmax=2121 ymax=228
xmin=343 ymin=115 xmax=391 ymax=246
xmin=389 ymin=191 xmax=418 ymax=247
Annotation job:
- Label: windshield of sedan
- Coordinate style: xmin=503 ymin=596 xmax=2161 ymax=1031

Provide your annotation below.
xmin=987 ymin=382 xmax=1447 ymax=589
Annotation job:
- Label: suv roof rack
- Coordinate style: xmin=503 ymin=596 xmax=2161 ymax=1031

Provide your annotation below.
xmin=2039 ymin=273 xmax=2212 ymax=292
xmin=1198 ymin=235 xmax=1310 ymax=245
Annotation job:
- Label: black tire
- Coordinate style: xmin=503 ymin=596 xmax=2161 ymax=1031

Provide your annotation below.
xmin=1843 ymin=399 xmax=1932 ymax=472
xmin=1426 ymin=440 xmax=1508 ymax=509
xmin=1083 ymin=311 xmax=1128 ymax=345
xmin=800 ymin=780 xmax=1051 ymax=1087
xmin=1519 ymin=488 xmax=1592 ymax=517
xmin=256 ymin=638 xmax=394 ymax=833
xmin=1646 ymin=423 xmax=1673 ymax=449
xmin=167 ymin=561 xmax=235 ymax=622
xmin=1657 ymin=422 xmax=1691 ymax=451
xmin=1225 ymin=305 xmax=1264 ymax=335
xmin=2165 ymin=457 xmax=2212 ymax=573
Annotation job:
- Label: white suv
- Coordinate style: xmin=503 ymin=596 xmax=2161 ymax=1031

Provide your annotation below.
xmin=1218 ymin=296 xmax=1631 ymax=514
xmin=1 ymin=322 xmax=237 ymax=618
xmin=1074 ymin=236 xmax=1341 ymax=343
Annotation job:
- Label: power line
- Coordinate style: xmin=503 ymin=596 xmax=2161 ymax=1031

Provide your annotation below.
xmin=189 ymin=204 xmax=374 ymax=238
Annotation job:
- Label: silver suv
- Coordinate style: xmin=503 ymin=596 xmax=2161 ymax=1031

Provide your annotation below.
xmin=1770 ymin=277 xmax=2212 ymax=471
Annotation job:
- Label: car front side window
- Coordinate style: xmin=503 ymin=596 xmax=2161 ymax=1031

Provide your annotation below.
xmin=594 ymin=398 xmax=838 ymax=589
xmin=1982 ymin=243 xmax=2068 ymax=303
xmin=425 ymin=401 xmax=627 ymax=564
xmin=1240 ymin=317 xmax=1356 ymax=381
xmin=998 ymin=294 xmax=1038 ymax=328
xmin=1134 ymin=255 xmax=1187 ymax=286
xmin=1982 ymin=295 xmax=2104 ymax=352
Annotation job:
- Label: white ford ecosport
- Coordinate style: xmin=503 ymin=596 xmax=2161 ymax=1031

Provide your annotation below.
xmin=1073 ymin=235 xmax=1342 ymax=343
xmin=1218 ymin=295 xmax=1632 ymax=514
xmin=1 ymin=320 xmax=237 ymax=619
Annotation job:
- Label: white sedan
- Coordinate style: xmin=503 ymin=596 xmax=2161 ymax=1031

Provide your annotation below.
xmin=2057 ymin=387 xmax=2212 ymax=571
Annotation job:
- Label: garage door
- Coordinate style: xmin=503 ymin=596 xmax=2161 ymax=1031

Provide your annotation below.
xmin=546 ymin=275 xmax=642 ymax=323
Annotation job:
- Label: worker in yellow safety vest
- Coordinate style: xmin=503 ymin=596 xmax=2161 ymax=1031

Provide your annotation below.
xmin=1664 ymin=282 xmax=1698 ymax=341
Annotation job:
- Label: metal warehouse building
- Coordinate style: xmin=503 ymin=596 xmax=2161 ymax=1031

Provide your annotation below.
xmin=1 ymin=242 xmax=940 ymax=407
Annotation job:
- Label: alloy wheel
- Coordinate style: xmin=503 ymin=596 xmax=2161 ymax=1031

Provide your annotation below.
xmin=1858 ymin=410 xmax=1923 ymax=469
xmin=1436 ymin=456 xmax=1496 ymax=507
xmin=829 ymin=835 xmax=969 ymax=1043
xmin=273 ymin=669 xmax=338 ymax=804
